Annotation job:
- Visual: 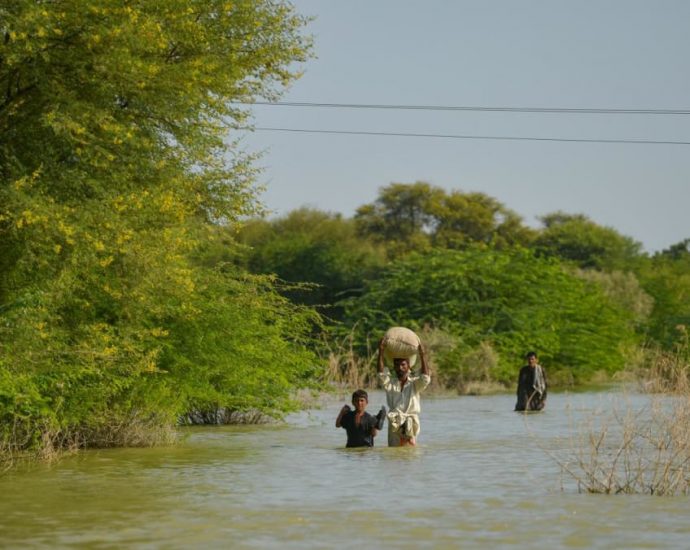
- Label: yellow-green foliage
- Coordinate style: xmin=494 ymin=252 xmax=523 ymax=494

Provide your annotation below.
xmin=0 ymin=1 xmax=318 ymax=458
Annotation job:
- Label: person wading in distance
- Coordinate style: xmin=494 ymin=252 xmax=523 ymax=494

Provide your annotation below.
xmin=514 ymin=351 xmax=547 ymax=412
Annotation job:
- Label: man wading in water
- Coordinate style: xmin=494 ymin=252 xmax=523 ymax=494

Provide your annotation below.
xmin=377 ymin=338 xmax=431 ymax=446
xmin=514 ymin=351 xmax=547 ymax=412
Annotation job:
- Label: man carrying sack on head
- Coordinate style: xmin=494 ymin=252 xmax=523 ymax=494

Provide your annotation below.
xmin=377 ymin=327 xmax=431 ymax=447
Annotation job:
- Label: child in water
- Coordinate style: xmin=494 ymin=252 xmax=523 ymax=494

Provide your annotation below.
xmin=335 ymin=389 xmax=386 ymax=448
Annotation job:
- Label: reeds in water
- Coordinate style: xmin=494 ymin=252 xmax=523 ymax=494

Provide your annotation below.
xmin=320 ymin=329 xmax=375 ymax=389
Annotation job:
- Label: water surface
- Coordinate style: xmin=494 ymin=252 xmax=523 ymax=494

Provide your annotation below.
xmin=2 ymin=390 xmax=689 ymax=549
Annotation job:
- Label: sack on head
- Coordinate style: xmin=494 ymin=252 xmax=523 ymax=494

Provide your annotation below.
xmin=383 ymin=326 xmax=420 ymax=367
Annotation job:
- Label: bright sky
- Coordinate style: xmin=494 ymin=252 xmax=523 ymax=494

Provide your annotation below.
xmin=238 ymin=0 xmax=690 ymax=253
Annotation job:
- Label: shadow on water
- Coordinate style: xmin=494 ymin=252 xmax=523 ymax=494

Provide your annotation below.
xmin=1 ymin=389 xmax=690 ymax=549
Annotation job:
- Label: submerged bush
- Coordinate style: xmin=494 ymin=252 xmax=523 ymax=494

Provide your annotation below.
xmin=553 ymin=393 xmax=690 ymax=496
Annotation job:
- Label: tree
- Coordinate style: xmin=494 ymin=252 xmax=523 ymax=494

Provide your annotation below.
xmin=637 ymin=241 xmax=690 ymax=347
xmin=354 ymin=182 xmax=442 ymax=255
xmin=533 ymin=212 xmax=643 ymax=271
xmin=354 ymin=182 xmax=534 ymax=256
xmin=658 ymin=238 xmax=690 ymax=261
xmin=238 ymin=208 xmax=387 ymax=318
xmin=0 ymin=1 xmax=316 ymax=456
xmin=431 ymin=190 xmax=535 ymax=249
xmin=572 ymin=269 xmax=653 ymax=328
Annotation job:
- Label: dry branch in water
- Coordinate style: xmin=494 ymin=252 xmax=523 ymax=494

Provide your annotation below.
xmin=549 ymin=393 xmax=690 ymax=495
xmin=544 ymin=330 xmax=690 ymax=495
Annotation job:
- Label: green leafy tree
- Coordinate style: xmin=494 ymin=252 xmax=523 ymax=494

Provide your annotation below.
xmin=343 ymin=247 xmax=637 ymax=385
xmin=431 ymin=190 xmax=535 ymax=249
xmin=354 ymin=182 xmax=442 ymax=255
xmin=0 ymin=0 xmax=317 ymax=457
xmin=238 ymin=208 xmax=387 ymax=318
xmin=637 ymin=240 xmax=690 ymax=347
xmin=572 ymin=269 xmax=653 ymax=328
xmin=659 ymin=238 xmax=690 ymax=260
xmin=354 ymin=181 xmax=534 ymax=256
xmin=533 ymin=212 xmax=644 ymax=271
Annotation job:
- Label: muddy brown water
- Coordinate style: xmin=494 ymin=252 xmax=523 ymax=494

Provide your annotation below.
xmin=2 ymin=390 xmax=689 ymax=548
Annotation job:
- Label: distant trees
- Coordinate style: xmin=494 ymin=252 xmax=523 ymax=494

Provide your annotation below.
xmin=341 ymin=247 xmax=638 ymax=385
xmin=354 ymin=182 xmax=535 ymax=256
xmin=239 ymin=180 xmax=690 ymax=393
xmin=658 ymin=238 xmax=690 ymax=260
xmin=238 ymin=208 xmax=387 ymax=317
xmin=533 ymin=212 xmax=643 ymax=270
xmin=531 ymin=214 xmax=690 ymax=349
xmin=354 ymin=182 xmax=442 ymax=254
xmin=573 ymin=269 xmax=653 ymax=329
xmin=432 ymin=190 xmax=535 ymax=249
xmin=637 ymin=241 xmax=690 ymax=347
xmin=238 ymin=182 xmax=690 ymax=388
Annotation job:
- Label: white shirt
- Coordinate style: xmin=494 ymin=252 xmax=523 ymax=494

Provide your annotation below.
xmin=378 ymin=370 xmax=431 ymax=415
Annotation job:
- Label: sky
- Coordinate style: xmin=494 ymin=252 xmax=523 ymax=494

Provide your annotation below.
xmin=238 ymin=0 xmax=690 ymax=253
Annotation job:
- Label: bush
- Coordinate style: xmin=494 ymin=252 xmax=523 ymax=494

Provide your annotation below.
xmin=342 ymin=247 xmax=638 ymax=385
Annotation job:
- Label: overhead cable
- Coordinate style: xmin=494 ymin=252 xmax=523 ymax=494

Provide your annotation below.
xmin=251 ymin=127 xmax=690 ymax=145
xmin=244 ymin=101 xmax=690 ymax=116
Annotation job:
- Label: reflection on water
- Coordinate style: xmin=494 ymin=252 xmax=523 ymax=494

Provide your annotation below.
xmin=2 ymin=390 xmax=690 ymax=548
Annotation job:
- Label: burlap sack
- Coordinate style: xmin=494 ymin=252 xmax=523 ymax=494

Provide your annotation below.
xmin=383 ymin=326 xmax=420 ymax=367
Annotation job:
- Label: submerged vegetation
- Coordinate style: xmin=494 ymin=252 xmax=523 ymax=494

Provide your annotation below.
xmin=563 ymin=394 xmax=690 ymax=495
xmin=550 ymin=331 xmax=690 ymax=495
xmin=2 ymin=3 xmax=690 ymax=470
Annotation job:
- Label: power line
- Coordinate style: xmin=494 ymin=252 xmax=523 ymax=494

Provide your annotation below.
xmin=245 ymin=101 xmax=690 ymax=116
xmin=252 ymin=127 xmax=690 ymax=146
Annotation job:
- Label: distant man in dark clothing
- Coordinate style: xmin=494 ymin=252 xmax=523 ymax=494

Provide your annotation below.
xmin=335 ymin=390 xmax=386 ymax=448
xmin=515 ymin=351 xmax=547 ymax=411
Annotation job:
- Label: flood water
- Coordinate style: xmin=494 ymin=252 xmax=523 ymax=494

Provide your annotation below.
xmin=2 ymin=389 xmax=690 ymax=549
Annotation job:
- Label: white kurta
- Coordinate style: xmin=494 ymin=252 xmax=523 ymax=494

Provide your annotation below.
xmin=378 ymin=369 xmax=431 ymax=445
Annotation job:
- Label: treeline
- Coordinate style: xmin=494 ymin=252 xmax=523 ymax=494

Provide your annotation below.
xmin=237 ymin=182 xmax=690 ymax=390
